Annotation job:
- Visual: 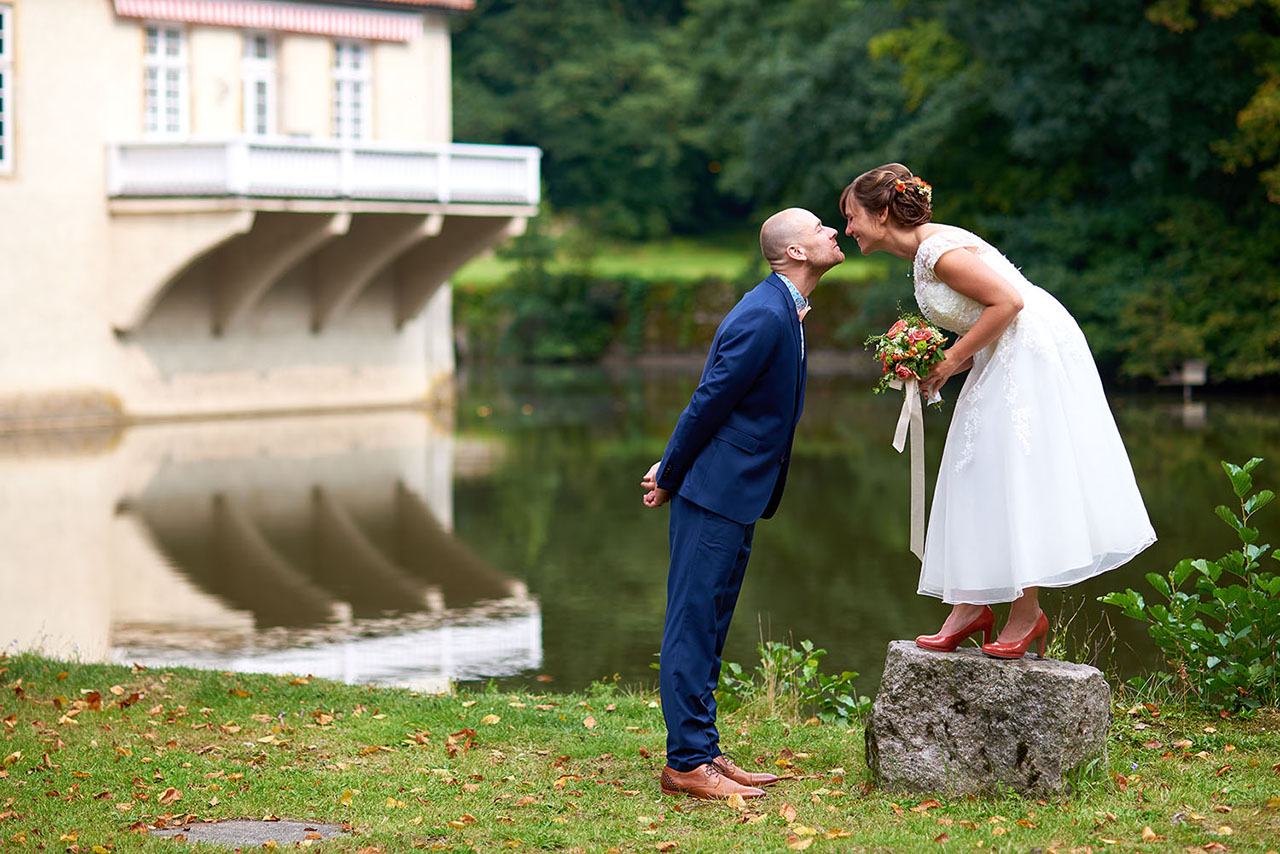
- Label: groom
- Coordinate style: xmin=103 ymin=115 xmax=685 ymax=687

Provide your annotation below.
xmin=641 ymin=208 xmax=844 ymax=799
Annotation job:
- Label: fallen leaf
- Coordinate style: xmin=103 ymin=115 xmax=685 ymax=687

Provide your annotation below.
xmin=726 ymin=792 xmax=746 ymax=809
xmin=59 ymin=832 xmax=78 ymax=842
xmin=655 ymin=843 xmax=677 ymax=852
xmin=824 ymin=829 xmax=853 ymax=839
xmin=1172 ymin=739 xmax=1193 ymax=749
xmin=1141 ymin=826 xmax=1158 ymax=842
xmin=56 ymin=671 xmax=69 ymax=681
xmin=339 ymin=790 xmax=355 ymax=806
xmin=461 ymin=700 xmax=477 ymax=708
xmin=1215 ymin=826 xmax=1233 ymax=836
xmin=480 ymin=714 xmax=501 ymax=725
xmin=910 ymin=798 xmax=942 ymax=813
xmin=639 ymin=747 xmax=651 ymax=758
xmin=779 ymin=803 xmax=798 ymax=823
xmin=158 ymin=787 xmax=182 ymax=804
xmin=583 ymin=716 xmax=597 ymax=729
xmin=785 ymin=837 xmax=813 ymax=851
xmin=933 ymin=833 xmax=949 ymax=844
xmin=992 ymin=826 xmax=1007 ymax=836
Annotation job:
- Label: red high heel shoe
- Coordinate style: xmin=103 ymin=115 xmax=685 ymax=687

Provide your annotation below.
xmin=981 ymin=611 xmax=1049 ymax=659
xmin=915 ymin=606 xmax=995 ymax=652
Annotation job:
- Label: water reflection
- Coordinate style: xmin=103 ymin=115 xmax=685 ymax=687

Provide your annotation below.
xmin=1 ymin=411 xmax=541 ymax=691
xmin=5 ymin=369 xmax=1280 ymax=696
xmin=450 ymin=366 xmax=1280 ymax=692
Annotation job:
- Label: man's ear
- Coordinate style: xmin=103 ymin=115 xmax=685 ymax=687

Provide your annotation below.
xmin=787 ymin=244 xmax=805 ymax=261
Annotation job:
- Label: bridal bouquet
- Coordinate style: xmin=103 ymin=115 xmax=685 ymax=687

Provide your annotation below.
xmin=864 ymin=314 xmax=948 ymax=399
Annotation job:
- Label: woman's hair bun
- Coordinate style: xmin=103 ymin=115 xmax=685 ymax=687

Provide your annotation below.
xmin=841 ymin=163 xmax=933 ymax=227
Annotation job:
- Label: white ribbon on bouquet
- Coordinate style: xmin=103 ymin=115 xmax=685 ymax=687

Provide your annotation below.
xmin=888 ymin=377 xmax=940 ymax=561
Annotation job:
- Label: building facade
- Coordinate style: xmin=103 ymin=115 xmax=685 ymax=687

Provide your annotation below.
xmin=0 ymin=0 xmax=539 ymax=426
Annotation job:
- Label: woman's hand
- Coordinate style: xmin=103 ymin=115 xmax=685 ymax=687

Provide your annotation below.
xmin=920 ymin=350 xmax=964 ymax=399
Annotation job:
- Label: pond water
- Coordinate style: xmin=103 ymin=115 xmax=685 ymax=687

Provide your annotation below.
xmin=4 ymin=365 xmax=1278 ymax=696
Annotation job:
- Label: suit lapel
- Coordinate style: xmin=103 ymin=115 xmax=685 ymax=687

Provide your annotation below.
xmin=765 ymin=274 xmax=804 ymax=363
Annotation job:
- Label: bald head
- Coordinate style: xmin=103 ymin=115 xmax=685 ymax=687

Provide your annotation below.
xmin=760 ymin=208 xmax=819 ymax=265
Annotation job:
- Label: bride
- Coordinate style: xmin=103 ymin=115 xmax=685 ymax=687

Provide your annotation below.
xmin=840 ymin=163 xmax=1156 ymax=659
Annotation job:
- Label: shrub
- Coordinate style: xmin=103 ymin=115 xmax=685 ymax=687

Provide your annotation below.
xmin=1100 ymin=458 xmax=1279 ymax=710
xmin=716 ymin=637 xmax=871 ymax=725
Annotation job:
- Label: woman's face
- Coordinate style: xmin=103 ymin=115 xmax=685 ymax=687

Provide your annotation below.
xmin=842 ymin=200 xmax=885 ymax=255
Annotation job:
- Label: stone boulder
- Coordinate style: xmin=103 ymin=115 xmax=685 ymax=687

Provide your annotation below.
xmin=864 ymin=641 xmax=1111 ymax=796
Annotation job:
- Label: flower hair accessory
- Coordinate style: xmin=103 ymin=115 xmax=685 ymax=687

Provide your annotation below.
xmin=894 ymin=176 xmax=933 ymax=203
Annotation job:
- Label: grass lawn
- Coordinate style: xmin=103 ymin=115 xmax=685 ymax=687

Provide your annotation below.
xmin=452 ymin=234 xmax=888 ymax=289
xmin=2 ymin=653 xmax=1278 ymax=853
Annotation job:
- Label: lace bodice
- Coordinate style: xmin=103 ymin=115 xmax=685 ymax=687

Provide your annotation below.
xmin=910 ymin=226 xmax=1095 ymax=469
xmin=912 ymin=228 xmax=1020 ymax=334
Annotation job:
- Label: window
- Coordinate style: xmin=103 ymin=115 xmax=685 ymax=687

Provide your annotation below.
xmin=144 ymin=24 xmax=187 ymax=137
xmin=242 ymin=33 xmax=276 ymax=136
xmin=0 ymin=4 xmax=12 ymax=174
xmin=331 ymin=39 xmax=370 ymax=141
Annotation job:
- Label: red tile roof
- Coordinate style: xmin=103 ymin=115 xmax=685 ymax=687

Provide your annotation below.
xmin=322 ymin=0 xmax=475 ymax=9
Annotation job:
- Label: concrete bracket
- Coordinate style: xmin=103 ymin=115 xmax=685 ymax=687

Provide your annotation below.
xmin=310 ymin=214 xmax=443 ymax=333
xmin=393 ymin=215 xmax=526 ymax=328
xmin=213 ymin=212 xmax=351 ymax=336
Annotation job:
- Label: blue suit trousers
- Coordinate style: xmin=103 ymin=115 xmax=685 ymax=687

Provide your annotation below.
xmin=660 ymin=494 xmax=754 ymax=771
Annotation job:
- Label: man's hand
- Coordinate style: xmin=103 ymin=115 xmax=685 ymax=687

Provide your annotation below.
xmin=641 ymin=461 xmax=671 ymax=509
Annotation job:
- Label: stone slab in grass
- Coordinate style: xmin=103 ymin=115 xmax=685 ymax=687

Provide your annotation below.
xmin=150 ymin=818 xmax=347 ymax=846
xmin=865 ymin=640 xmax=1111 ymax=796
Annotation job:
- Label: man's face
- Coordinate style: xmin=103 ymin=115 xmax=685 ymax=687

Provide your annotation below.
xmin=793 ymin=214 xmax=845 ymax=269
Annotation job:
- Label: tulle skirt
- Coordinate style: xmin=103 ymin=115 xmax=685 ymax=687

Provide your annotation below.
xmin=917 ymin=309 xmax=1156 ymax=604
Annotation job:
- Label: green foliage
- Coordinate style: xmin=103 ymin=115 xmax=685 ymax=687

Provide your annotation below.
xmin=1101 ymin=458 xmax=1280 ymax=710
xmin=716 ymin=637 xmax=871 ymax=725
xmin=481 ymin=214 xmax=620 ymax=363
xmin=452 ymin=0 xmax=1280 ymax=382
xmin=451 ymin=0 xmax=708 ymax=237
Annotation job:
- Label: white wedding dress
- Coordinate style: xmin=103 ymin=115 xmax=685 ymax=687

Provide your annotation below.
xmin=913 ymin=227 xmax=1156 ymax=604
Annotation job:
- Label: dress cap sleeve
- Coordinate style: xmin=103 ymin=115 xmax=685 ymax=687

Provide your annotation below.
xmin=915 ymin=229 xmax=981 ymax=277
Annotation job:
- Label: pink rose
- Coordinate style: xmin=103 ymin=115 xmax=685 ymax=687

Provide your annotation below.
xmin=908 ymin=328 xmax=932 ymax=342
xmin=887 ymin=319 xmax=908 ymax=337
xmin=895 ymin=365 xmax=916 ymax=379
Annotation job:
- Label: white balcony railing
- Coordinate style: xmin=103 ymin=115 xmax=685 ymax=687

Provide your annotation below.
xmin=107 ymin=138 xmax=541 ymax=206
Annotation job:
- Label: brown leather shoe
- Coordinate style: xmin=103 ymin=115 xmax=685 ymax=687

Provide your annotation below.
xmin=712 ymin=754 xmax=780 ymax=787
xmin=659 ymin=763 xmax=765 ymax=800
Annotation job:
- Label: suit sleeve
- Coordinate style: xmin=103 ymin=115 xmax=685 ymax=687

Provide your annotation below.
xmin=656 ymin=307 xmax=783 ymax=492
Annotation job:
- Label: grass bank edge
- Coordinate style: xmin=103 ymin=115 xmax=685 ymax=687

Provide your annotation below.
xmin=3 ymin=653 xmax=1278 ymax=853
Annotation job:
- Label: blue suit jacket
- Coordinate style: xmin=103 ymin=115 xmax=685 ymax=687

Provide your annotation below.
xmin=656 ymin=273 xmax=807 ymax=525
